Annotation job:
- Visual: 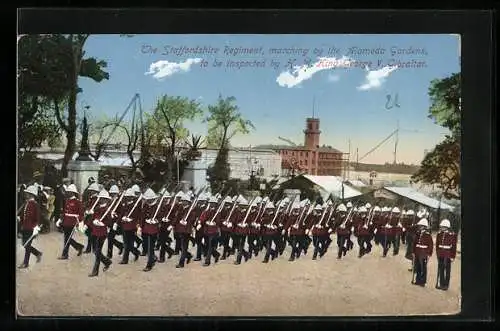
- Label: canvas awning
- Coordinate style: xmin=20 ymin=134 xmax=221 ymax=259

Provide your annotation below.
xmin=302 ymin=175 xmax=363 ymax=199
xmin=383 ymin=186 xmax=455 ymax=211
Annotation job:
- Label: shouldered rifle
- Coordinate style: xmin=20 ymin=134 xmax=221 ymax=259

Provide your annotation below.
xmin=126 ymin=194 xmax=143 ymax=219
xmin=239 ymin=197 xmax=257 ymax=226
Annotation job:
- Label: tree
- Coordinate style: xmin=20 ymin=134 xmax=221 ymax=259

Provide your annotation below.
xmin=205 ymin=95 xmax=254 ymax=150
xmin=152 ymin=94 xmax=203 ymax=181
xmin=205 ymin=95 xmax=254 ymax=190
xmin=412 ymin=72 xmax=461 ymax=199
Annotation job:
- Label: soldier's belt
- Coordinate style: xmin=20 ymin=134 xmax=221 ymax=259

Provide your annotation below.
xmin=65 ymin=213 xmax=80 ymax=218
xmin=416 ymin=244 xmax=428 ymax=248
xmin=438 ymin=245 xmax=452 ymax=249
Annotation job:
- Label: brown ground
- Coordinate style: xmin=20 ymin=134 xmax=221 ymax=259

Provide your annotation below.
xmin=16 ymin=231 xmax=460 ymax=316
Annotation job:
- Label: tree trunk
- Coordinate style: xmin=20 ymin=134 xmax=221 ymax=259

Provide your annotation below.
xmin=61 ymin=130 xmax=75 ymax=177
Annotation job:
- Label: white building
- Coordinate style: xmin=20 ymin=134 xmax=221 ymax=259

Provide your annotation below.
xmin=199 ymin=147 xmax=282 ymax=181
xmin=30 ymin=146 xmax=282 ymax=181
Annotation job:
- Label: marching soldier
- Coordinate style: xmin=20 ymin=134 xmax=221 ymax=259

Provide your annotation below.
xmin=355 ymin=206 xmax=372 ymax=258
xmin=390 ymin=207 xmax=403 ymax=255
xmin=199 ymin=196 xmax=221 ymax=266
xmin=17 ymin=185 xmax=43 ymax=269
xmin=403 ymin=209 xmax=417 ymax=271
xmin=371 ymin=206 xmax=384 ymax=245
xmin=117 ymin=188 xmax=141 ymax=264
xmin=411 ymin=218 xmax=434 ymax=286
xmin=334 ymin=203 xmax=350 ymax=259
xmin=309 ymin=204 xmax=325 ymax=260
xmin=173 ymin=194 xmax=195 ymax=268
xmin=56 ymin=184 xmax=84 ymax=259
xmin=261 ymin=202 xmax=278 ymax=263
xmin=286 ymin=201 xmax=305 ymax=261
xmin=88 ymin=189 xmax=113 ymax=277
xmin=156 ymin=190 xmax=175 ymax=263
xmin=169 ymin=191 xmax=184 ymax=255
xmin=435 ymin=219 xmax=458 ymax=290
xmin=219 ymin=197 xmax=235 ymax=260
xmin=378 ymin=208 xmax=392 ymax=257
xmin=83 ymin=182 xmax=101 ymax=254
xmin=106 ymin=185 xmax=124 ymax=259
xmin=193 ymin=194 xmax=209 ymax=262
xmin=233 ymin=197 xmax=251 ymax=265
xmin=139 ymin=188 xmax=160 ymax=272
xmin=247 ymin=198 xmax=263 ymax=257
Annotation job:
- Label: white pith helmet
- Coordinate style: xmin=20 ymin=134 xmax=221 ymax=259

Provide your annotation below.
xmin=109 ymin=185 xmax=120 ymax=194
xmin=439 ymin=219 xmax=451 ymax=228
xmin=66 ymin=184 xmax=78 ymax=194
xmin=98 ymin=189 xmax=111 ymax=199
xmin=417 ymin=218 xmax=429 ymax=227
xmin=142 ymin=188 xmax=157 ymax=200
xmin=88 ymin=183 xmax=100 ymax=192
xmin=24 ymin=185 xmax=38 ymax=196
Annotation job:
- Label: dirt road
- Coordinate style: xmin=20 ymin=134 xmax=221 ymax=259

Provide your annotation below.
xmin=16 ymin=232 xmax=460 ymax=316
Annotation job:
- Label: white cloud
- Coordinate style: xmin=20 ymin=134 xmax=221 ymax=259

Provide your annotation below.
xmin=145 ymin=58 xmax=202 ymax=80
xmin=327 ymin=74 xmax=340 ymax=82
xmin=357 ymin=65 xmax=398 ymax=91
xmin=276 ymin=56 xmax=353 ymax=88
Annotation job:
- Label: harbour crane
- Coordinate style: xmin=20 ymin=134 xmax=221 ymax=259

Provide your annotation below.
xmin=278 ymin=136 xmax=297 ymax=146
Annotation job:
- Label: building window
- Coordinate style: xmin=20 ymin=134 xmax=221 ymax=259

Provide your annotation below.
xmin=305 ymin=159 xmax=308 ymax=165
xmin=308 ymin=123 xmax=312 ymax=130
xmin=306 ymin=152 xmax=309 ymax=157
xmin=300 ymin=152 xmax=303 ymax=157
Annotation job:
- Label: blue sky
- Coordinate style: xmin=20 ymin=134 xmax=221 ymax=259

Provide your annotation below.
xmin=78 ymin=34 xmax=460 ymax=165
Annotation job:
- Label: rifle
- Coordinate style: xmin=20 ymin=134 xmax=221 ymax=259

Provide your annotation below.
xmin=22 ymin=225 xmax=43 ymax=248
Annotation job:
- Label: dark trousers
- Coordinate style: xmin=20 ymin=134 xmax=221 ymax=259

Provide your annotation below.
xmin=91 ymin=236 xmax=111 ymax=275
xmin=303 ymin=235 xmax=312 ymax=253
xmin=263 ymin=234 xmax=277 ymax=262
xmin=142 ymin=233 xmax=158 ymax=268
xmin=220 ymin=231 xmax=232 ymax=258
xmin=62 ymin=225 xmax=83 ymax=257
xmin=122 ymin=230 xmax=140 ymax=262
xmin=247 ymin=234 xmax=259 ymax=255
xmin=178 ymin=232 xmax=193 ymax=267
xmin=413 ymin=256 xmax=428 ymax=285
xmin=274 ymin=233 xmax=285 ymax=255
xmin=234 ymin=234 xmax=249 ymax=263
xmin=289 ymin=235 xmax=300 ymax=260
xmin=195 ymin=232 xmax=205 ymax=259
xmin=381 ymin=234 xmax=392 ymax=257
xmin=158 ymin=230 xmax=174 ymax=259
xmin=312 ymin=234 xmax=329 ymax=258
xmin=174 ymin=232 xmax=181 ymax=254
xmin=84 ymin=227 xmax=93 ymax=252
xmin=405 ymin=234 xmax=415 ymax=260
xmin=106 ymin=228 xmax=124 ymax=257
xmin=337 ymin=234 xmax=348 ymax=258
xmin=357 ymin=235 xmax=372 ymax=257
xmin=141 ymin=234 xmax=148 ymax=255
xmin=21 ymin=230 xmax=41 ymax=265
xmin=391 ymin=234 xmax=401 ymax=255
xmin=437 ymin=257 xmax=452 ymax=288
xmin=204 ymin=234 xmax=220 ymax=265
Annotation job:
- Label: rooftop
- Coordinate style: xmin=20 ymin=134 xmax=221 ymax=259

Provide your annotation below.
xmin=255 ymin=144 xmax=344 ymax=154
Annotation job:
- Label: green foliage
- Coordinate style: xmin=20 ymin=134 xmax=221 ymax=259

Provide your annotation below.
xmin=411 ymin=135 xmax=460 ymax=199
xmin=205 ymin=94 xmax=254 ymax=149
xmin=412 ymin=72 xmax=461 ymax=199
xmin=427 ymin=72 xmax=461 ymax=139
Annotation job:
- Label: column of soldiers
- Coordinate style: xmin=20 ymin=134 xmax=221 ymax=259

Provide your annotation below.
xmin=16 ymin=182 xmax=458 ymax=290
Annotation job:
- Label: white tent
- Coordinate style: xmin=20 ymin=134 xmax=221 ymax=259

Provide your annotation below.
xmin=302 ymin=175 xmax=363 ymax=200
xmin=384 ymin=186 xmax=455 ymax=211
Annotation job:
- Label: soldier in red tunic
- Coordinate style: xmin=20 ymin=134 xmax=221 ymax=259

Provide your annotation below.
xmin=138 ymin=188 xmax=160 ymax=272
xmin=308 ymin=204 xmax=325 ymax=260
xmin=261 ymin=202 xmax=279 ymax=263
xmin=389 ymin=207 xmax=403 ymax=256
xmin=83 ymin=183 xmax=101 ymax=254
xmin=218 ymin=197 xmax=236 ymax=260
xmin=355 ymin=206 xmax=372 ymax=258
xmin=88 ymin=190 xmax=113 ymax=277
xmin=117 ymin=189 xmax=141 ymax=264
xmin=56 ymin=184 xmax=84 ymax=259
xmin=247 ymin=198 xmax=263 ymax=257
xmin=285 ymin=201 xmax=303 ymax=261
xmin=371 ymin=206 xmax=383 ymax=245
xmin=435 ymin=219 xmax=458 ymax=290
xmin=106 ymin=185 xmax=124 ymax=259
xmin=17 ymin=185 xmax=43 ymax=268
xmin=411 ymin=218 xmax=434 ymax=286
xmin=232 ymin=198 xmax=251 ymax=264
xmin=193 ymin=194 xmax=209 ymax=262
xmin=173 ymin=193 xmax=195 ymax=268
xmin=333 ymin=203 xmax=350 ymax=259
xmin=377 ymin=208 xmax=393 ymax=257
xmin=403 ymin=209 xmax=417 ymax=270
xmin=156 ymin=190 xmax=175 ymax=263
xmin=200 ymin=196 xmax=221 ymax=266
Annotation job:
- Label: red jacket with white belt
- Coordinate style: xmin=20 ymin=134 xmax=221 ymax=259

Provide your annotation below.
xmin=412 ymin=230 xmax=434 ymax=257
xmin=20 ymin=199 xmax=40 ymax=231
xmin=91 ymin=202 xmax=113 ymax=237
xmin=61 ymin=197 xmax=84 ymax=227
xmin=436 ymin=230 xmax=458 ymax=259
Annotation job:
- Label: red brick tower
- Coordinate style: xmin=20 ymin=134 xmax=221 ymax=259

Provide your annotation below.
xmin=304 ymin=117 xmax=321 ymax=149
